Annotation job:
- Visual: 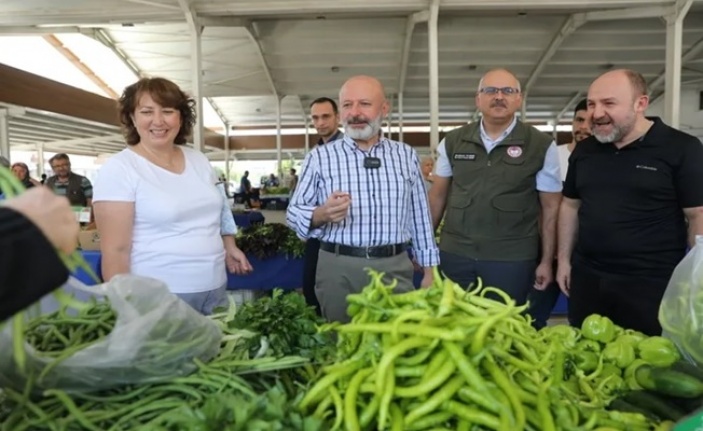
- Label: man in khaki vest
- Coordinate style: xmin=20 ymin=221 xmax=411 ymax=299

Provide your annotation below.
xmin=428 ymin=68 xmax=562 ymax=305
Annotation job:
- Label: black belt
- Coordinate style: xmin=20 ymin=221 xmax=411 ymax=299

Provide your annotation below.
xmin=320 ymin=242 xmax=407 ymax=259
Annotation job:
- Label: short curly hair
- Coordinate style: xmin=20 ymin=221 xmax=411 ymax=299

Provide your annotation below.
xmin=118 ymin=77 xmax=196 ymax=146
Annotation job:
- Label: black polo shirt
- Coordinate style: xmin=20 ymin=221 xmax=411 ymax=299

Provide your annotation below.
xmin=563 ymin=117 xmax=703 ymax=278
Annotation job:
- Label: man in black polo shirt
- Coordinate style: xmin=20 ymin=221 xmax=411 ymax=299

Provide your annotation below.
xmin=557 ymin=69 xmax=703 ymax=335
xmin=302 ymin=97 xmax=343 ymax=315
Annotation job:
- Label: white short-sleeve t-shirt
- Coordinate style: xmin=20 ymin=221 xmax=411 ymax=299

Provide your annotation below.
xmin=93 ymin=146 xmax=226 ymax=293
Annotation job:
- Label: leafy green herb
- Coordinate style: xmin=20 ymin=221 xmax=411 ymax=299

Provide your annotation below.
xmin=235 ymin=223 xmax=305 ymax=259
xmin=229 ymin=290 xmax=334 ymax=362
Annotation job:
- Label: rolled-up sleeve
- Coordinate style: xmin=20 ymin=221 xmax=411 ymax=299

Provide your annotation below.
xmin=286 ymin=151 xmax=325 ymax=240
xmin=408 ymin=151 xmax=440 ymax=267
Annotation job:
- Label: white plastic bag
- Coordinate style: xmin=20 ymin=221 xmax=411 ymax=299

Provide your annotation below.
xmin=0 ymin=274 xmax=222 ymax=393
xmin=659 ymin=236 xmax=703 ymax=366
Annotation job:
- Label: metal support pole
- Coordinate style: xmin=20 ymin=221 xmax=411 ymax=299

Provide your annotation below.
xmin=398 ymin=92 xmax=404 ymax=143
xmin=36 ymin=143 xmax=45 ymax=176
xmin=664 ymin=0 xmax=693 ymax=128
xmin=428 ymin=0 xmax=440 ymax=155
xmin=276 ymin=96 xmax=283 ymax=175
xmin=178 ymin=0 xmax=204 ymax=151
xmin=304 ymin=116 xmax=310 ymax=154
xmin=521 ymin=99 xmax=528 ymax=122
xmin=224 ymin=123 xmax=230 ymax=181
xmin=387 ymin=93 xmax=394 ymax=138
xmin=0 ymin=110 xmax=9 ymax=162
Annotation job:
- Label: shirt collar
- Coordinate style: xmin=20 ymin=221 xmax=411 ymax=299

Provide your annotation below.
xmin=342 ymin=134 xmax=388 ymax=152
xmin=479 ymin=115 xmax=518 ymax=143
xmin=316 ymin=130 xmax=343 ymax=146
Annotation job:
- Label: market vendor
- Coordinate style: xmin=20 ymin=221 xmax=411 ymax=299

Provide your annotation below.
xmin=557 ymin=69 xmax=703 ymax=335
xmin=0 ymin=187 xmax=79 ymax=321
xmin=287 ymin=75 xmax=438 ymax=323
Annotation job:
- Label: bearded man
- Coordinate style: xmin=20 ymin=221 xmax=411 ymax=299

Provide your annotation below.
xmin=286 ymin=75 xmax=438 ymax=323
xmin=556 ymin=69 xmax=703 ymax=335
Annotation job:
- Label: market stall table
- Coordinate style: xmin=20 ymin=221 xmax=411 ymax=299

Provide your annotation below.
xmin=258 ymin=194 xmax=289 ymax=210
xmin=232 ymin=210 xmax=265 ymax=228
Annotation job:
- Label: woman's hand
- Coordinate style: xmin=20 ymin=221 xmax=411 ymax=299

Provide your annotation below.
xmin=226 ymin=246 xmax=253 ymax=275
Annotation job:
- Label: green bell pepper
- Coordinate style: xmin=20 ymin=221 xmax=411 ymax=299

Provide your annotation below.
xmin=578 ymin=339 xmax=602 ymax=353
xmin=638 ymin=336 xmax=680 ymax=367
xmin=581 ymin=314 xmax=617 ymax=344
xmin=616 ymin=333 xmax=645 ymax=350
xmin=600 ymin=363 xmax=622 ymax=379
xmin=541 ymin=325 xmax=581 ymax=349
xmin=602 ymin=341 xmax=636 ymax=369
xmin=573 ymin=350 xmax=599 ymax=373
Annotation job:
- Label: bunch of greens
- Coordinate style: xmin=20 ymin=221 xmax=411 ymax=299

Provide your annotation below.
xmin=144 ymin=384 xmax=324 ymax=431
xmin=235 ymin=223 xmax=305 ymax=259
xmin=229 ymin=290 xmax=334 ymax=362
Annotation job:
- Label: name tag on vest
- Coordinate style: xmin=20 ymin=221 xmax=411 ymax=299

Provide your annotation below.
xmin=453 ymin=153 xmax=477 ymax=161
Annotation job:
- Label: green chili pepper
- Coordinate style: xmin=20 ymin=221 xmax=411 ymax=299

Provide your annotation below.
xmin=581 ymin=314 xmax=617 ymax=344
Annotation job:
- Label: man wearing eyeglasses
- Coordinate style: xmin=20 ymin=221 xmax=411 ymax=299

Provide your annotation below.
xmin=428 ymin=68 xmax=562 ymax=306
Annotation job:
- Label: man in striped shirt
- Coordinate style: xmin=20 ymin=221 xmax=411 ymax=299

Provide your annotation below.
xmin=287 ymin=75 xmax=439 ymax=323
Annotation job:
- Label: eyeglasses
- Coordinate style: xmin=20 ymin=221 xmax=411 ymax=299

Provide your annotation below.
xmin=52 ymin=163 xmax=70 ymax=169
xmin=479 ymin=87 xmax=520 ymax=96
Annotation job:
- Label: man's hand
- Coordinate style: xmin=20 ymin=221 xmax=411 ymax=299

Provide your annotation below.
xmin=420 ymin=267 xmax=434 ymax=289
xmin=317 ymin=191 xmax=351 ymax=224
xmin=555 ymin=261 xmax=572 ymax=297
xmin=226 ymin=246 xmax=253 ymax=275
xmin=534 ymin=261 xmax=553 ymax=291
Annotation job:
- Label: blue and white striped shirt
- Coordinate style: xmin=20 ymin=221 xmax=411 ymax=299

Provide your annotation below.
xmin=286 ymin=136 xmax=439 ymax=267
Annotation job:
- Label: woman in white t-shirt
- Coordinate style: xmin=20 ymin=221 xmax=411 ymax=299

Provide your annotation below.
xmin=93 ymin=77 xmax=252 ymax=314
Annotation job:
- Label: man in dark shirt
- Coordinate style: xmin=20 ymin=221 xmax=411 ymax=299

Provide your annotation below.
xmin=301 ymin=97 xmax=342 ymax=315
xmin=239 ymin=171 xmax=252 ymax=208
xmin=557 ymin=69 xmax=703 ymax=335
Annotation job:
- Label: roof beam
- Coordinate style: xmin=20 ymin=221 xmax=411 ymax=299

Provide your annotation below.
xmin=199 ymin=16 xmax=250 ymax=27
xmin=35 ymin=134 xmax=124 ymax=147
xmin=92 ymin=29 xmax=142 ymax=78
xmin=245 ymin=23 xmax=279 ymax=98
xmin=0 ymin=26 xmax=95 ymax=36
xmin=555 ymin=91 xmax=584 ymax=122
xmin=42 ymin=35 xmax=119 ymax=99
xmin=122 ymin=0 xmax=181 ymax=11
xmin=649 ymin=35 xmax=703 ymax=92
xmin=523 ymin=13 xmax=586 ymax=97
xmin=583 ymin=5 xmax=670 ymax=21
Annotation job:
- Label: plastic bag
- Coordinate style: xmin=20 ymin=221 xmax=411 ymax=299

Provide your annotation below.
xmin=659 ymin=236 xmax=703 ymax=367
xmin=0 ymin=274 xmax=222 ymax=393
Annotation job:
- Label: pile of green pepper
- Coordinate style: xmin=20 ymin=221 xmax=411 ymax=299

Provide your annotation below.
xmin=301 ymin=270 xmax=662 ymax=431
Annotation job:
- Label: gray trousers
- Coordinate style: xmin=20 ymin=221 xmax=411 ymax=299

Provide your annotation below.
xmin=176 ymin=284 xmax=228 ymax=315
xmin=315 ymin=250 xmax=415 ymax=323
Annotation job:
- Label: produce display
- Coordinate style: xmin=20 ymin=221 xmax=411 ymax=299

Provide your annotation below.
xmin=235 ymin=223 xmax=305 ymax=259
xmin=261 ymin=187 xmax=290 ymax=195
xmin=1 ymin=156 xmax=702 ymax=431
xmin=300 ymin=273 xmax=692 ymax=431
xmin=0 ymin=291 xmax=331 ymax=431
